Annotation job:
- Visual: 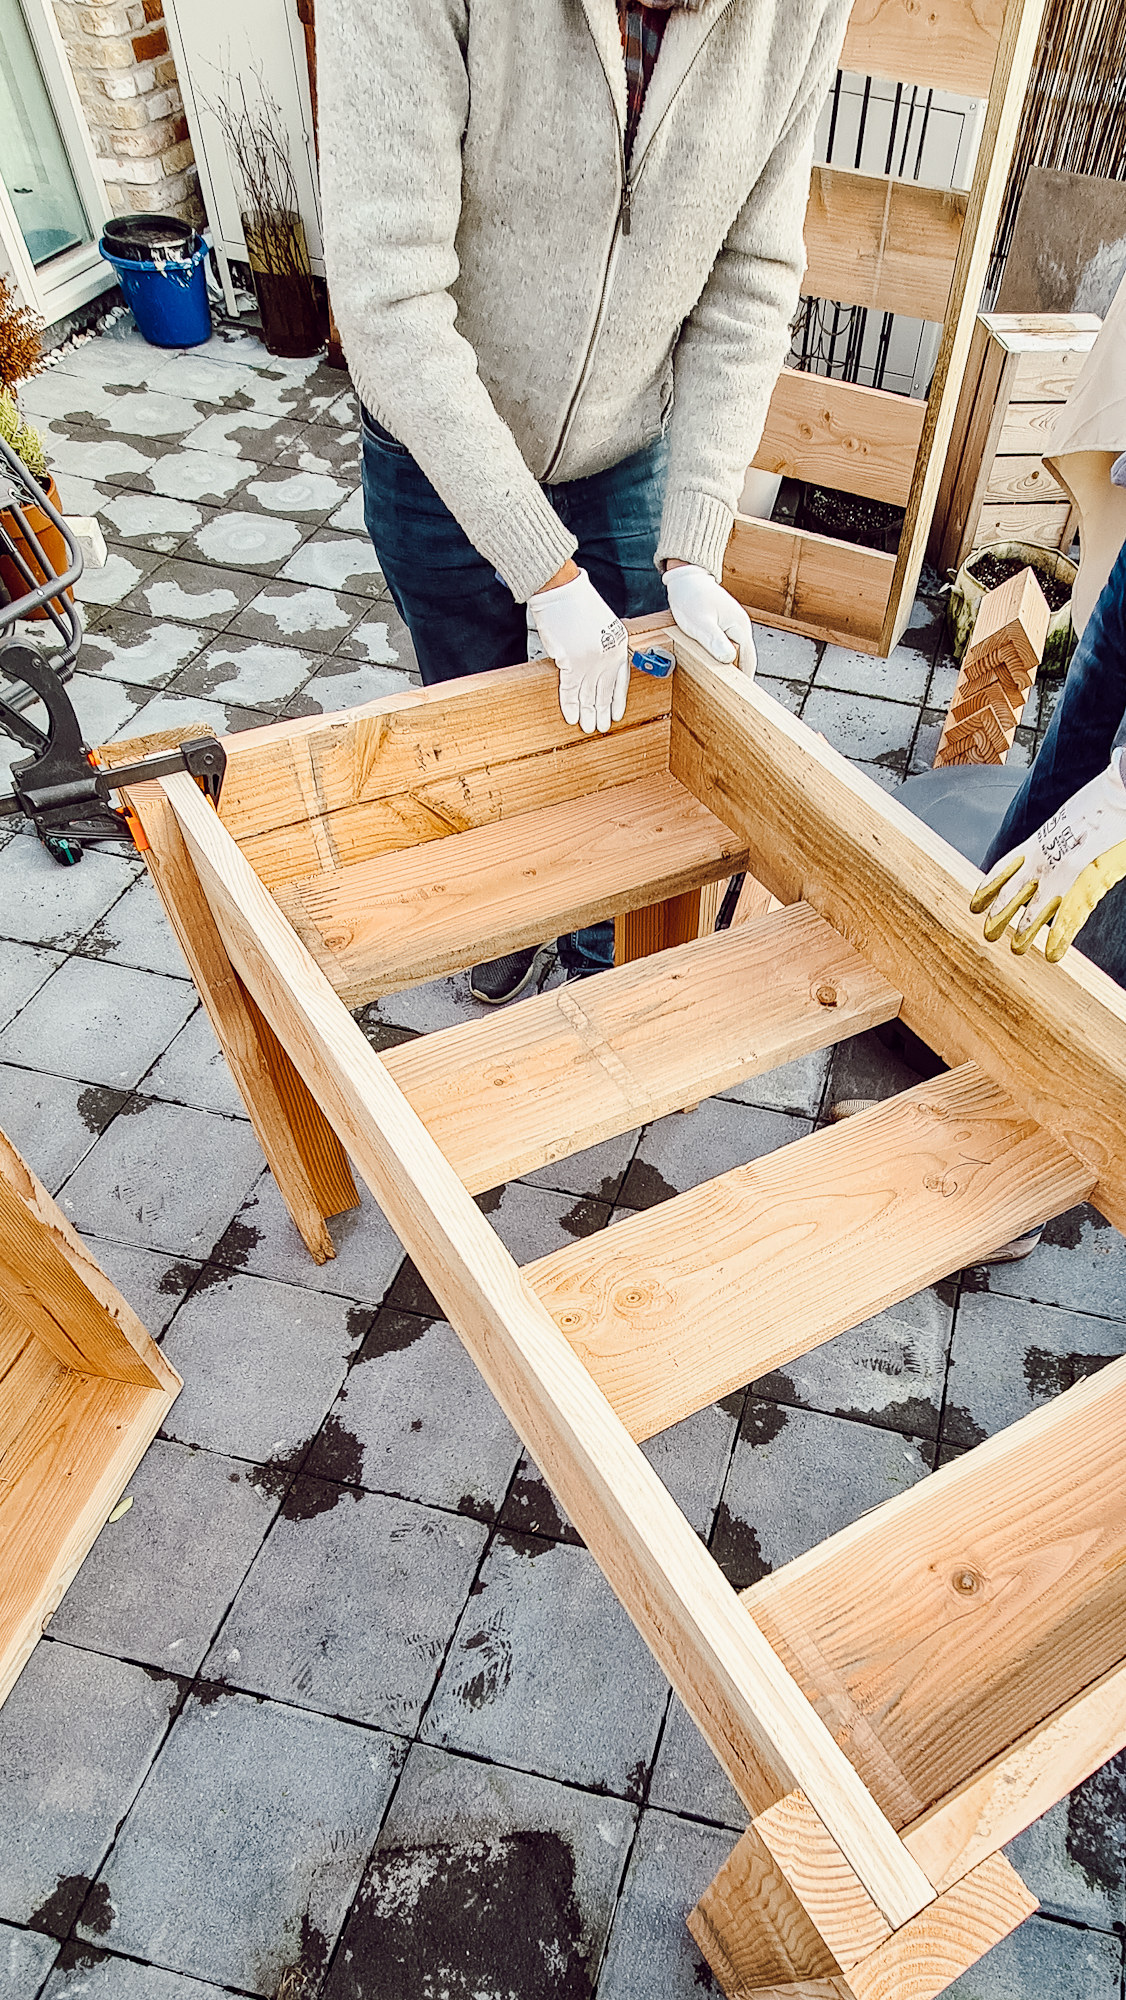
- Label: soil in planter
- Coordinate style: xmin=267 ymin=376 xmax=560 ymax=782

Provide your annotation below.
xmin=251 ymin=269 xmax=326 ymax=360
xmin=795 ymin=483 xmax=905 ymax=553
xmin=969 ymin=550 xmax=1072 ymax=613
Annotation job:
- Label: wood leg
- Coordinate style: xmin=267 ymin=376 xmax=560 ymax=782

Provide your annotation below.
xmin=126 ymin=781 xmax=358 ymax=1263
xmin=615 ymin=879 xmax=722 ymax=965
xmin=690 ymin=1797 xmax=1035 ymax=2000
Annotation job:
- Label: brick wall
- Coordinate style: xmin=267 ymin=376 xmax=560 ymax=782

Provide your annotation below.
xmin=53 ymin=1 xmax=205 ymax=225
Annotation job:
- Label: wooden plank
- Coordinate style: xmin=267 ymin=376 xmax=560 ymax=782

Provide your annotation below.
xmin=382 ymin=905 xmax=900 ymax=1195
xmin=525 ymin=1063 xmax=1092 ymax=1441
xmin=840 ymin=0 xmax=1004 ymax=95
xmin=1011 ymin=347 xmax=1098 ymax=400
xmin=0 ymin=1129 xmax=178 ymax=1393
xmin=880 ymin=0 xmax=1048 ymax=652
xmin=160 ymin=766 xmax=936 ymax=1930
xmin=666 ymin=636 xmax=1126 ymax=1230
xmin=982 ymin=453 xmax=1065 ymax=504
xmin=973 ymin=499 xmax=1072 ymax=551
xmin=929 ymin=317 xmax=1002 ymax=576
xmin=0 ymin=1316 xmax=65 ymax=1458
xmin=753 ymin=372 xmax=926 ymax=507
xmin=123 ymin=781 xmax=357 ymax=1263
xmin=979 ymin=310 xmax=1101 ymax=355
xmin=742 ymin=1348 xmax=1126 ymax=1830
xmin=723 ymin=517 xmax=895 ymax=651
xmin=273 ymin=771 xmax=747 ymax=1006
xmin=804 ymin=168 xmax=967 ymax=323
xmin=613 ymin=878 xmax=721 ymax=966
xmin=996 ymin=400 xmax=1065 ymax=457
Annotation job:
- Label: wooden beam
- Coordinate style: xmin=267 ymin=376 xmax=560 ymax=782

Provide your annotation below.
xmin=723 ymin=516 xmax=895 ymax=652
xmin=613 ymin=879 xmax=721 ymax=966
xmin=273 ymin=771 xmax=747 ymax=1005
xmin=929 ymin=317 xmax=1012 ymax=575
xmin=382 ymin=905 xmax=900 ymax=1194
xmin=159 ymin=767 xmax=936 ymax=1931
xmin=524 ymin=1063 xmax=1092 ymax=1442
xmin=753 ymin=372 xmax=926 ymax=508
xmin=666 ymin=636 xmax=1126 ymax=1230
xmin=804 ymin=168 xmax=967 ymax=323
xmin=840 ymin=0 xmax=1004 ymax=95
xmin=973 ymin=498 xmax=1072 ymax=551
xmin=982 ymin=454 xmax=1066 ymax=504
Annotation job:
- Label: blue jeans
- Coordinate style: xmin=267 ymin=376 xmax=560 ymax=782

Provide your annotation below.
xmin=983 ymin=536 xmax=1126 ymax=986
xmin=361 ymin=417 xmax=669 ymax=970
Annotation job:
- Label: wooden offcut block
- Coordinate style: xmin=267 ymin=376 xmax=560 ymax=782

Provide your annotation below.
xmin=934 ymin=566 xmax=1050 ymax=767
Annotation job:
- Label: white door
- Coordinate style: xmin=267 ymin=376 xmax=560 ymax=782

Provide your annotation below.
xmin=0 ymin=0 xmax=112 ymax=327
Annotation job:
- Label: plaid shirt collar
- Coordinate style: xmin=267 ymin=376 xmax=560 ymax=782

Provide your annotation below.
xmin=618 ymin=3 xmax=670 ymax=161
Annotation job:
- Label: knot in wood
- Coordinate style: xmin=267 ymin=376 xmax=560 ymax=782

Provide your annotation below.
xmin=815 ymin=983 xmax=839 ymax=1007
xmin=952 ymin=1568 xmax=982 ymax=1595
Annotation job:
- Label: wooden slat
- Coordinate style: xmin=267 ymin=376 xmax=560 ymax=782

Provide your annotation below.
xmin=273 ymin=771 xmax=747 ymax=1006
xmin=525 ymin=1064 xmax=1092 ymax=1443
xmin=742 ymin=1351 xmax=1126 ymax=1845
xmin=929 ymin=319 xmax=1013 ymax=576
xmin=0 ymin=1315 xmax=64 ymax=1458
xmin=804 ymin=168 xmax=967 ymax=322
xmin=667 ymin=637 xmax=1126 ymax=1231
xmin=753 ymin=372 xmax=926 ymax=507
xmin=723 ymin=516 xmax=895 ymax=651
xmin=160 ymin=766 xmax=936 ymax=1931
xmin=382 ymin=905 xmax=901 ymax=1194
xmin=613 ymin=878 xmax=721 ymax=966
xmin=840 ymin=0 xmax=1004 ymax=95
xmin=1011 ymin=347 xmax=1097 ymax=400
xmin=996 ymin=400 xmax=1064 ymax=457
xmin=982 ymin=453 xmax=1065 ymax=504
xmin=973 ymin=499 xmax=1071 ymax=551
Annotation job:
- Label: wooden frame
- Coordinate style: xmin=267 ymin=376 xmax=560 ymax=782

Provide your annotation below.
xmin=0 ymin=1127 xmax=181 ymax=1705
xmin=930 ymin=311 xmax=1101 ymax=575
xmin=732 ymin=0 xmax=1047 ymax=656
xmin=111 ymin=643 xmax=1126 ymax=1995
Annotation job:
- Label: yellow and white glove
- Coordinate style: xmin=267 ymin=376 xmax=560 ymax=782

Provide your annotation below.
xmin=970 ymin=749 xmax=1126 ymax=961
xmin=664 ymin=562 xmax=756 ymax=674
xmin=529 ymin=566 xmax=629 ymax=735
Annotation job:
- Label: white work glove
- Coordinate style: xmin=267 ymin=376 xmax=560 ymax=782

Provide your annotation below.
xmin=970 ymin=749 xmax=1126 ymax=961
xmin=529 ymin=567 xmax=629 ymax=734
xmin=664 ymin=562 xmax=756 ymax=674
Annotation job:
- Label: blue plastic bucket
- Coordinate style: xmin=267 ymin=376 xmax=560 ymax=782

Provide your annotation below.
xmin=99 ymin=221 xmax=212 ymax=348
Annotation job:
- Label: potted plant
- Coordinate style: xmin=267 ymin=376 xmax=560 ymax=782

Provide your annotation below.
xmin=212 ymin=74 xmax=327 ymax=360
xmin=0 ymin=285 xmax=71 ymax=622
xmin=949 ymin=541 xmax=1077 ymax=674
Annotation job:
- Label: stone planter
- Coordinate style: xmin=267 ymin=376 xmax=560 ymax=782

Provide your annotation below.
xmin=949 ymin=541 xmax=1077 ymax=674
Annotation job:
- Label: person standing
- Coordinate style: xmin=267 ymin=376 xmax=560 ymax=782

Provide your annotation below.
xmin=319 ymin=0 xmax=850 ymax=999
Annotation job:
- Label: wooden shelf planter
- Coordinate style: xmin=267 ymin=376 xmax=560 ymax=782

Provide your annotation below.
xmin=0 ymin=1127 xmax=181 ymax=1706
xmin=731 ymin=0 xmax=1047 ymax=656
xmin=107 ymin=642 xmax=1126 ymax=1996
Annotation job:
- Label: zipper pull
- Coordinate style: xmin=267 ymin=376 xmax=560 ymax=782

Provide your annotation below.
xmin=620 ymin=180 xmax=632 ymax=236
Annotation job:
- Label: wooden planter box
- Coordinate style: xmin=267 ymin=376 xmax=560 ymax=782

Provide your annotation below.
xmin=106 ymin=646 xmax=1126 ymax=1998
xmin=930 ymin=310 xmax=1101 ymax=575
xmin=0 ymin=1127 xmax=181 ymax=1706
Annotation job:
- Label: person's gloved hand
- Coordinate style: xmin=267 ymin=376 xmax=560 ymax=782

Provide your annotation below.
xmin=664 ymin=562 xmax=757 ymax=674
xmin=970 ymin=749 xmax=1126 ymax=961
xmin=530 ymin=567 xmax=629 ymax=734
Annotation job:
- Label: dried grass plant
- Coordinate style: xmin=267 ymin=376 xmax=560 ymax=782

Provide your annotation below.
xmin=0 ymin=275 xmax=44 ymax=394
xmin=211 ymin=72 xmax=312 ymax=283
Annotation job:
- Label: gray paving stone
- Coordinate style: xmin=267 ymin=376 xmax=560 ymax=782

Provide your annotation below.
xmin=75 ymin=876 xmax=191 ymax=980
xmin=801 ymin=685 xmax=916 ymax=771
xmin=161 ymin=1270 xmax=366 ymax=1464
xmin=95 ymin=492 xmax=207 ymax=555
xmin=73 ymin=605 xmax=206 ymax=691
xmin=945 ymin=1915 xmax=1121 ymax=1997
xmin=178 ymin=511 xmax=306 ymax=577
xmin=49 ymin=1438 xmax=281 ymax=1676
xmin=971 ymin=1201 xmax=1126 ymax=1319
xmin=75 ymin=548 xmax=163 ymax=610
xmin=323 ymin=1741 xmax=634 ymax=2000
xmin=753 ymin=1286 xmax=952 ymax=1440
xmin=595 ymin=1807 xmax=737 ymax=1999
xmin=619 ymin=1098 xmax=813 ymax=1208
xmin=817 ymin=642 xmax=931 ymax=705
xmin=422 ymin=1531 xmax=669 ymax=1796
xmin=226 ymin=579 xmax=363 ymax=652
xmin=242 ymin=466 xmax=352 ymax=523
xmin=0 ymin=1064 xmax=124 ymax=1195
xmin=1 ymin=1920 xmax=58 ymax=1999
xmin=519 ymin=1126 xmax=639 ymax=1202
xmin=134 ymin=450 xmax=255 ymax=507
xmin=0 ymin=1643 xmax=178 ymax=1933
xmin=54 ymin=671 xmax=149 ymax=749
xmin=390 ymin=1178 xmax=610 ymax=1316
xmin=141 ymin=1007 xmax=248 ymax=1118
xmin=646 ymin=1698 xmax=748 ymax=1830
xmin=333 ymin=600 xmax=414 ymax=664
xmin=59 ymin=1098 xmax=265 ymax=1258
xmin=276 ymin=422 xmax=362 ymax=478
xmin=42 ymin=1950 xmax=233 ymax=2000
xmin=757 ymin=671 xmax=807 ymax=715
xmin=305 ymin=1308 xmax=521 ymax=1517
xmin=166 ymin=635 xmax=318 ymax=710
xmin=719 ymin=1045 xmax=831 ymax=1117
xmin=81 ymin=1691 xmax=404 ymax=1992
xmin=827 ymin=1023 xmax=934 ymax=1106
xmin=0 ymin=836 xmax=138 ymax=949
xmin=76 ymin=1237 xmax=202 ymax=1338
xmin=641 ymin=1398 xmax=741 ymax=1537
xmin=285 ymin=657 xmax=418 ymax=714
xmin=204 ymin=1481 xmax=487 ymax=1728
xmin=100 ymin=688 xmax=268 ymax=747
xmin=41 ymin=432 xmax=157 ymax=490
xmin=0 ymin=961 xmax=195 ymax=1089
xmin=0 ymin=941 xmax=64 ymax=1030
xmin=713 ymin=1400 xmax=932 ymax=1589
xmin=751 ymin=625 xmax=818 ymax=680
xmin=1007 ymin=1755 xmax=1126 ymax=1930
xmin=944 ymin=1290 xmax=1126 ymax=1448
xmin=213 ymin=1166 xmax=404 ymax=1301
xmin=280 ymin=531 xmax=387 ymax=596
xmin=121 ymin=558 xmax=260 ymax=630
xmin=178 ymin=411 xmax=300 ymax=462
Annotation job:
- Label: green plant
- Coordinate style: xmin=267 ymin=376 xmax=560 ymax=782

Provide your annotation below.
xmin=0 ymin=275 xmax=44 ymax=392
xmin=0 ymin=390 xmax=50 ymax=483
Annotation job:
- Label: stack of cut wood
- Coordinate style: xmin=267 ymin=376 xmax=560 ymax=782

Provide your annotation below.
xmin=934 ymin=566 xmax=1050 ymax=766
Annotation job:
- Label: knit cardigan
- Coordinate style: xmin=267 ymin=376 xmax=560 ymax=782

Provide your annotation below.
xmin=318 ymin=0 xmax=851 ymax=602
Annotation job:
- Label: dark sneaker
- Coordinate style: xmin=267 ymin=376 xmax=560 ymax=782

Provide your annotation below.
xmin=469 ymin=944 xmax=550 ymax=1005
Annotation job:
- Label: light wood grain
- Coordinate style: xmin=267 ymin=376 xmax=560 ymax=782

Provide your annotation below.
xmin=753 ymin=372 xmax=926 ymax=507
xmin=995 ymin=399 xmax=1066 ymax=457
xmin=273 ymin=770 xmax=747 ymax=1005
xmin=982 ymin=453 xmax=1066 ymax=504
xmin=667 ymin=638 xmax=1126 ymax=1229
xmin=974 ymin=499 xmax=1072 ymax=550
xmin=382 ymin=905 xmax=900 ymax=1196
xmin=841 ymin=0 xmax=1003 ymax=94
xmin=160 ymin=766 xmax=935 ymax=1930
xmin=804 ymin=168 xmax=967 ymax=322
xmin=929 ymin=321 xmax=1013 ymax=575
xmin=723 ymin=517 xmax=896 ymax=652
xmin=525 ymin=1063 xmax=1092 ymax=1440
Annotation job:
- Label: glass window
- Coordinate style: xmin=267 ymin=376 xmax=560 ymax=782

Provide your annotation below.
xmin=0 ymin=0 xmax=90 ymax=268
